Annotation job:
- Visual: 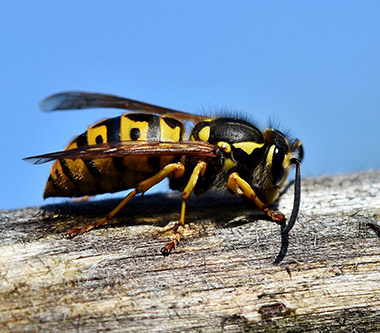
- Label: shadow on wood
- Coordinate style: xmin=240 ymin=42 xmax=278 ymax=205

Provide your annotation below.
xmin=1 ymin=170 xmax=380 ymax=331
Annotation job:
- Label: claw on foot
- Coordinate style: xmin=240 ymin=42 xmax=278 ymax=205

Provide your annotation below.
xmin=67 ymin=227 xmax=85 ymax=239
xmin=161 ymin=241 xmax=175 ymax=256
xmin=264 ymin=208 xmax=285 ymax=224
xmin=272 ymin=213 xmax=285 ymax=224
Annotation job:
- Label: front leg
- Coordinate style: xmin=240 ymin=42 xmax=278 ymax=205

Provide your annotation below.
xmin=227 ymin=172 xmax=285 ymax=224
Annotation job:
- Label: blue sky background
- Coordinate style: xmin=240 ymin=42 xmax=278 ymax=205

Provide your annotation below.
xmin=1 ymin=1 xmax=380 ymax=209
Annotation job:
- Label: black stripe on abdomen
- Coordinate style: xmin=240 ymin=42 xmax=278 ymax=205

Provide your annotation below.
xmin=106 ymin=116 xmax=121 ymax=142
xmin=75 ymin=132 xmax=102 ymax=177
xmin=59 ymin=159 xmax=78 ymax=185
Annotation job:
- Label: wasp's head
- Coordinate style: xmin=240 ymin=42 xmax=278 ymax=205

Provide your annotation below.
xmin=257 ymin=129 xmax=303 ymax=205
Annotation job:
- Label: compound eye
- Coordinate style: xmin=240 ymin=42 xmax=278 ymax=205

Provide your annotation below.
xmin=271 ymin=146 xmax=285 ymax=186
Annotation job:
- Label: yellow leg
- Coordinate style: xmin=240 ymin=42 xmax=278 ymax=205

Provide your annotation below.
xmin=161 ymin=161 xmax=207 ymax=255
xmin=227 ymin=172 xmax=285 ymax=224
xmin=68 ymin=162 xmax=185 ymax=238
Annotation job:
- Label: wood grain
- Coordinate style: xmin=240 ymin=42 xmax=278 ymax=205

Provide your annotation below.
xmin=1 ymin=170 xmax=380 ymax=332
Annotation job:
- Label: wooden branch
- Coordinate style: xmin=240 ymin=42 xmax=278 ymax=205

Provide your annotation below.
xmin=1 ymin=170 xmax=380 ymax=331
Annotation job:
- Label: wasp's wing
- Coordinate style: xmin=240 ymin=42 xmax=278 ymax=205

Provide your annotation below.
xmin=40 ymin=91 xmax=207 ymax=123
xmin=23 ymin=141 xmax=217 ymax=165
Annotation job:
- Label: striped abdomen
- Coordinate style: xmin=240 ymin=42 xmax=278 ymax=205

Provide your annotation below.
xmin=44 ymin=114 xmax=184 ymax=198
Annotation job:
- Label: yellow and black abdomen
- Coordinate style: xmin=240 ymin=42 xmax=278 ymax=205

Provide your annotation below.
xmin=44 ymin=114 xmax=184 ymax=198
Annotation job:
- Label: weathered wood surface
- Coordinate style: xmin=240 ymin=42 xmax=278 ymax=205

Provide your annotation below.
xmin=1 ymin=170 xmax=380 ymax=332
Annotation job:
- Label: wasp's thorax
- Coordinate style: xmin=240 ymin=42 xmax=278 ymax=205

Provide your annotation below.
xmin=186 ymin=118 xmax=297 ymax=204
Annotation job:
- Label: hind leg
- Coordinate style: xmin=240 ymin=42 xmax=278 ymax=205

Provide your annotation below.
xmin=68 ymin=162 xmax=185 ymax=238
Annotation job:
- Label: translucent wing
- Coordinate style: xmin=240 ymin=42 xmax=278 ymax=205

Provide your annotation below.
xmin=40 ymin=91 xmax=208 ymax=123
xmin=23 ymin=140 xmax=217 ymax=165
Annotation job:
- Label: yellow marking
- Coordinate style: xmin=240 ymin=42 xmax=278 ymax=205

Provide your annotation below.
xmin=159 ymin=117 xmax=183 ymax=168
xmin=282 ymin=152 xmax=292 ymax=169
xmin=218 ymin=142 xmax=235 ymax=171
xmin=223 ymin=158 xmax=237 ymax=171
xmin=67 ymin=141 xmax=78 ymax=150
xmin=87 ymin=124 xmax=107 ymax=145
xmin=120 ymin=115 xmax=149 ymax=141
xmin=119 ymin=115 xmax=153 ymax=173
xmin=198 ymin=126 xmax=210 ymax=142
xmin=266 ymin=145 xmax=275 ymax=169
xmin=160 ymin=117 xmax=183 ymax=141
xmin=233 ymin=141 xmax=264 ymax=155
xmin=217 ymin=141 xmax=231 ymax=153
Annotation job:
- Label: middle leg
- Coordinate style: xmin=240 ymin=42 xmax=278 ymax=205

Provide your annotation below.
xmin=161 ymin=161 xmax=207 ymax=255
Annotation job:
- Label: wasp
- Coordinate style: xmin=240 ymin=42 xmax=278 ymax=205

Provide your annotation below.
xmin=24 ymin=91 xmax=303 ymax=263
